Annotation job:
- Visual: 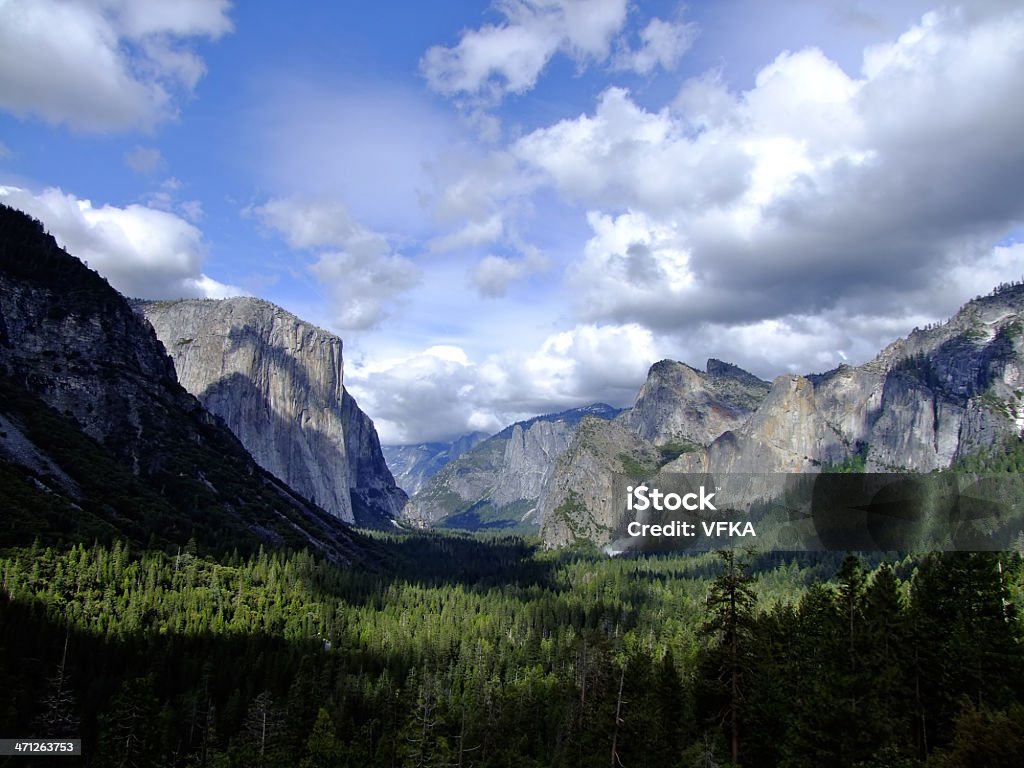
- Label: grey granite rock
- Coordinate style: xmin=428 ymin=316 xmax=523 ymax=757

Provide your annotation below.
xmin=137 ymin=298 xmax=406 ymax=524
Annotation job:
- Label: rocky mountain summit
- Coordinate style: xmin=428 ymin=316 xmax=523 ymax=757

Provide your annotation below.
xmin=673 ymin=286 xmax=1024 ymax=477
xmin=137 ymin=298 xmax=406 ymax=527
xmin=0 ymin=204 xmax=366 ymax=561
xmin=542 ymin=285 xmax=1024 ymax=547
xmin=402 ymin=403 xmax=622 ymax=530
xmin=382 ymin=432 xmax=489 ymax=495
xmin=618 ymin=358 xmax=770 ymax=447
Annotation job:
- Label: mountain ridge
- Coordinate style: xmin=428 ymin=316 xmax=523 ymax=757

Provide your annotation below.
xmin=0 ymin=204 xmax=368 ymax=562
xmin=402 ymin=402 xmax=624 ymax=530
xmin=541 ymin=284 xmax=1024 ymax=547
xmin=382 ymin=431 xmax=490 ymax=495
xmin=136 ymin=297 xmax=407 ymax=527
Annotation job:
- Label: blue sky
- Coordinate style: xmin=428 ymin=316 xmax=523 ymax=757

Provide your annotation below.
xmin=2 ymin=0 xmax=1024 ymax=444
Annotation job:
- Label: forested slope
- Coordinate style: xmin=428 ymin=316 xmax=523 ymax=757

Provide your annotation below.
xmin=2 ymin=537 xmax=1021 ymax=767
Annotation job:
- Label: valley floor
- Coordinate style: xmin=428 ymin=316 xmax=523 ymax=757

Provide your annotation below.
xmin=1 ymin=535 xmax=1022 ymax=767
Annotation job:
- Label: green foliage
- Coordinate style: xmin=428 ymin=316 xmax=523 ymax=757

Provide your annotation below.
xmin=955 ymin=436 xmax=1024 ymax=474
xmin=1 ymin=538 xmax=1022 ymax=767
xmin=822 ymin=443 xmax=869 ymax=473
xmin=619 ymin=451 xmax=658 ymax=479
xmin=440 ymin=498 xmax=538 ymax=533
xmin=933 ymin=701 xmax=1024 ymax=768
xmin=658 ymin=439 xmax=700 ymax=465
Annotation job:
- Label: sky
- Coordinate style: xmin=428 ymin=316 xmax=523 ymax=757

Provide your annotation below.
xmin=2 ymin=0 xmax=1024 ymax=445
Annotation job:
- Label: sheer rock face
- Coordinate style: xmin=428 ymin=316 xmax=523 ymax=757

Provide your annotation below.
xmin=137 ymin=298 xmax=406 ymax=525
xmin=541 ymin=287 xmax=1024 ymax=548
xmin=382 ymin=432 xmax=489 ymax=496
xmin=0 ymin=205 xmax=365 ymax=561
xmin=619 ymin=358 xmax=770 ymax=447
xmin=539 ymin=418 xmax=659 ymax=549
xmin=491 ymin=420 xmax=575 ymax=506
xmin=402 ymin=405 xmax=621 ymax=528
xmin=401 ymin=419 xmax=576 ymax=527
xmin=673 ymin=290 xmax=1024 ymax=477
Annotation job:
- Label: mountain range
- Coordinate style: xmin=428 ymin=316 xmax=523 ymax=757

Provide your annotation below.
xmin=541 ymin=285 xmax=1024 ymax=547
xmin=392 ymin=284 xmax=1024 ymax=546
xmin=401 ymin=403 xmax=622 ymax=531
xmin=382 ymin=432 xmax=489 ymax=495
xmin=5 ymin=200 xmax=1024 ymax=557
xmin=0 ymin=204 xmax=378 ymax=562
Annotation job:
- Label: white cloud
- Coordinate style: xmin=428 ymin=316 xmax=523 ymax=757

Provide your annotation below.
xmin=614 ymin=17 xmax=696 ymax=74
xmin=568 ymin=210 xmax=695 ymax=321
xmin=513 ymin=86 xmax=752 ymax=215
xmin=506 ymin=2 xmax=1024 ymax=350
xmin=470 ymin=254 xmax=523 ymax=297
xmin=0 ymin=185 xmax=241 ymax=299
xmin=429 ymin=213 xmax=504 ymax=252
xmin=424 ymin=147 xmax=532 ymax=233
xmin=523 ymin=323 xmax=658 ymax=401
xmin=254 ymin=197 xmax=387 ymax=254
xmin=180 ymin=200 xmax=204 ymax=223
xmin=0 ymin=0 xmax=232 ymax=132
xmin=469 ymin=243 xmax=548 ymax=297
xmin=309 ymin=250 xmax=419 ymax=331
xmin=255 ymin=196 xmax=420 ymax=331
xmin=348 ymin=323 xmax=659 ymax=444
xmin=143 ymin=177 xmax=206 ymax=226
xmin=124 ymin=146 xmax=165 ymax=175
xmin=421 ymin=0 xmax=628 ymax=100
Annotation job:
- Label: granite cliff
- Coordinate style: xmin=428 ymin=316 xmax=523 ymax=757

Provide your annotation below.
xmin=403 ymin=404 xmax=621 ymax=530
xmin=618 ymin=358 xmax=770 ymax=447
xmin=137 ymin=298 xmax=406 ymax=527
xmin=674 ymin=287 xmax=1024 ymax=476
xmin=382 ymin=432 xmax=489 ymax=495
xmin=541 ymin=285 xmax=1024 ymax=548
xmin=0 ymin=204 xmax=366 ymax=562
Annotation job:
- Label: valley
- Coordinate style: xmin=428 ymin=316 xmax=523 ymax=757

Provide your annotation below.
xmin=1 ymin=203 xmax=1023 ymax=767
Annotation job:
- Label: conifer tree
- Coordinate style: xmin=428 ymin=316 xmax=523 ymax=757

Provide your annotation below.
xmin=702 ymin=548 xmax=756 ymax=767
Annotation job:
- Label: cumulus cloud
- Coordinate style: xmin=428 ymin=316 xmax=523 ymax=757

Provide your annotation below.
xmin=0 ymin=0 xmax=232 ymax=132
xmin=348 ymin=323 xmax=659 ymax=444
xmin=0 ymin=185 xmax=241 ymax=299
xmin=469 ymin=244 xmax=549 ymax=297
xmin=614 ymin=17 xmax=696 ymax=74
xmin=309 ymin=251 xmax=419 ymax=330
xmin=253 ymin=197 xmax=388 ymax=254
xmin=471 ymin=254 xmax=529 ymax=297
xmin=421 ymin=0 xmax=628 ymax=100
xmin=502 ymin=3 xmax=1024 ymax=373
xmin=429 ymin=213 xmax=504 ymax=253
xmin=254 ymin=196 xmax=420 ymax=330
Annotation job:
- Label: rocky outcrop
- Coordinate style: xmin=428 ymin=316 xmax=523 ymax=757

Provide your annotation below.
xmin=137 ymin=298 xmax=406 ymax=526
xmin=403 ymin=404 xmax=621 ymax=530
xmin=542 ymin=285 xmax=1024 ymax=548
xmin=341 ymin=391 xmax=409 ymax=525
xmin=673 ymin=290 xmax=1024 ymax=477
xmin=619 ymin=358 xmax=770 ymax=446
xmin=492 ymin=420 xmax=575 ymax=505
xmin=540 ymin=417 xmax=660 ymax=548
xmin=0 ymin=204 xmax=366 ymax=562
xmin=382 ymin=432 xmax=489 ymax=495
